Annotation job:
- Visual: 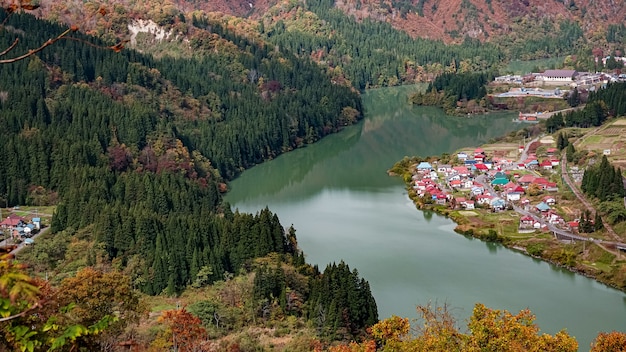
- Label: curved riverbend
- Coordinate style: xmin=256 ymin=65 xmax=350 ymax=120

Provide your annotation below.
xmin=226 ymin=86 xmax=626 ymax=350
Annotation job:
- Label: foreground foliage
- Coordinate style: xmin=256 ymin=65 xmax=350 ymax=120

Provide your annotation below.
xmin=331 ymin=303 xmax=580 ymax=352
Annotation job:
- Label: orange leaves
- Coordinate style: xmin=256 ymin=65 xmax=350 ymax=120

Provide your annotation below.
xmin=158 ymin=307 xmax=207 ymax=352
xmin=97 ymin=6 xmax=107 ymax=16
xmin=590 ymin=331 xmax=626 ymax=352
xmin=110 ymin=40 xmax=129 ymax=53
xmin=5 ymin=0 xmax=39 ymax=13
xmin=370 ymin=315 xmax=410 ymax=343
xmin=6 ymin=3 xmax=19 ymax=13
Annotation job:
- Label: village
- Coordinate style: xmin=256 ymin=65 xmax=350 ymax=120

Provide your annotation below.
xmin=409 ymin=139 xmax=584 ymax=234
xmin=0 ymin=209 xmax=47 ymax=253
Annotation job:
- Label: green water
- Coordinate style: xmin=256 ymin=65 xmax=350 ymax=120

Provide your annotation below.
xmin=226 ymin=85 xmax=626 ymax=350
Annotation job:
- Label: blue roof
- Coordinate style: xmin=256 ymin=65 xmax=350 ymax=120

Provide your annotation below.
xmin=536 ymin=202 xmax=551 ymax=211
xmin=494 ymin=172 xmax=506 ymax=179
xmin=491 ymin=178 xmax=509 ymax=185
xmin=26 ymin=224 xmax=35 ymax=229
xmin=416 ymin=162 xmax=433 ymax=170
xmin=32 ymin=217 xmax=41 ymax=222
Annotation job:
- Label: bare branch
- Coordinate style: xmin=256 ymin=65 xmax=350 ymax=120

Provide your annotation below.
xmin=0 ymin=38 xmax=19 ymax=57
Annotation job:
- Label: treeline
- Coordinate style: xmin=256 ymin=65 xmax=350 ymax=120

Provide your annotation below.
xmin=0 ymin=9 xmax=378 ymax=339
xmin=409 ymin=71 xmax=494 ymax=114
xmin=581 ymin=155 xmax=625 ymax=202
xmin=545 ymin=83 xmax=626 ymax=132
xmin=264 ymin=0 xmax=504 ymax=90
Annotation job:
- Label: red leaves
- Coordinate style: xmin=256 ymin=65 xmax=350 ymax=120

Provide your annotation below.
xmin=5 ymin=0 xmax=39 ymax=13
xmin=110 ymin=40 xmax=128 ymax=53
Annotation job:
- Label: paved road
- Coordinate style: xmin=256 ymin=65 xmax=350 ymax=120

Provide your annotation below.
xmin=1 ymin=226 xmax=50 ymax=256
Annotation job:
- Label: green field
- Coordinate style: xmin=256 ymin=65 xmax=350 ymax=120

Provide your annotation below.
xmin=504 ymin=57 xmax=565 ymax=75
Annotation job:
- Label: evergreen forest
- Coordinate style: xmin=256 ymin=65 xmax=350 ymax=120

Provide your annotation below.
xmin=0 ymin=9 xmax=377 ymax=349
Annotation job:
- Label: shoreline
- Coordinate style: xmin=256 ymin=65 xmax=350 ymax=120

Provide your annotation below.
xmin=393 ymin=150 xmax=626 ymax=295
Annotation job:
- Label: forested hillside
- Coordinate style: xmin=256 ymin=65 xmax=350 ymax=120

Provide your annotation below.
xmin=25 ymin=0 xmax=626 ymax=92
xmin=0 ymin=9 xmax=377 ymax=349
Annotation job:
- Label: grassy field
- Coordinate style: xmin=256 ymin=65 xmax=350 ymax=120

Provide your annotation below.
xmin=504 ymin=57 xmax=565 ymax=75
xmin=577 ymin=118 xmax=626 ymax=170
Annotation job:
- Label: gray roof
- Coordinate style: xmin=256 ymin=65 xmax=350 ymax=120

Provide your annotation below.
xmin=542 ymin=69 xmax=577 ymax=78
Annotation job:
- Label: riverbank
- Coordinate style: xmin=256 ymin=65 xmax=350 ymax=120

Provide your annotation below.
xmin=391 ymin=124 xmax=626 ymax=293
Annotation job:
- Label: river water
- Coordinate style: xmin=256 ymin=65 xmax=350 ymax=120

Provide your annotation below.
xmin=226 ymin=85 xmax=626 ymax=350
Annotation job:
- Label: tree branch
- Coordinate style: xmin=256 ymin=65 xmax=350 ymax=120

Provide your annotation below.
xmin=0 ymin=38 xmax=19 ymax=57
xmin=0 ymin=27 xmax=72 ymax=64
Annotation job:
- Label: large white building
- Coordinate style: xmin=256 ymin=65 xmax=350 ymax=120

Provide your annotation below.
xmin=537 ymin=70 xmax=578 ymax=84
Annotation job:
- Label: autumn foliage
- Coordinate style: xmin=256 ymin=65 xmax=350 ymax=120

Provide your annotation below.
xmin=156 ymin=307 xmax=208 ymax=352
xmin=329 ymin=303 xmax=580 ymax=352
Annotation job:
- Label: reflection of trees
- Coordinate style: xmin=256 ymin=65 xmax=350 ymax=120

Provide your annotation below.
xmin=227 ymin=86 xmax=521 ymax=205
xmin=226 ymin=122 xmax=362 ymax=203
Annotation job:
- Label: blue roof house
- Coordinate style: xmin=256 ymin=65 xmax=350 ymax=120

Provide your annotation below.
xmin=416 ymin=162 xmax=433 ymax=172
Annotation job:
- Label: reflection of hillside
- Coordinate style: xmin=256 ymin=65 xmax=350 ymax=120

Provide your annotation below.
xmin=225 ymin=122 xmax=362 ymax=203
xmin=227 ymin=86 xmax=521 ymax=206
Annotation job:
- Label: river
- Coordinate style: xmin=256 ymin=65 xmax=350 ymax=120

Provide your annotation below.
xmin=225 ymin=85 xmax=626 ymax=350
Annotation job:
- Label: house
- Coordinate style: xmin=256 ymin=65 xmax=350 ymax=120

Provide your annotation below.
xmin=520 ymin=215 xmax=535 ymax=226
xmin=490 ymin=197 xmax=506 ymax=211
xmin=462 ymin=179 xmax=474 ymax=189
xmin=518 ymin=174 xmax=536 ymax=186
xmin=540 ymin=160 xmax=553 ymax=170
xmin=457 ymin=152 xmax=468 ymax=161
xmin=543 ymin=195 xmax=556 ymax=205
xmin=535 ymin=202 xmax=551 ymax=212
xmin=491 ymin=177 xmax=509 ymax=186
xmin=464 ymin=200 xmax=475 ymax=210
xmin=474 ymin=163 xmax=489 ymax=172
xmin=493 ymin=171 xmax=507 ymax=179
xmin=437 ymin=164 xmax=452 ymax=173
xmin=525 ymin=159 xmax=539 ymax=169
xmin=450 ymin=179 xmax=462 ymax=188
xmin=550 ymin=159 xmax=560 ymax=167
xmin=476 ymin=194 xmax=493 ymax=205
xmin=506 ymin=191 xmax=522 ymax=201
xmin=471 ymin=186 xmax=484 ymax=195
xmin=447 ymin=174 xmax=461 ymax=182
xmin=452 ymin=166 xmax=470 ymax=177
xmin=417 ymin=162 xmax=433 ymax=172
xmin=474 ymin=147 xmax=484 ymax=156
xmin=568 ymin=221 xmax=579 ymax=232
xmin=546 ymin=148 xmax=557 ymax=156
xmin=32 ymin=217 xmax=41 ymax=230
xmin=0 ymin=214 xmax=25 ymax=228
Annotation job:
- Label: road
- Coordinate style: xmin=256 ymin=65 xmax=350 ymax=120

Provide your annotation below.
xmin=0 ymin=226 xmax=50 ymax=256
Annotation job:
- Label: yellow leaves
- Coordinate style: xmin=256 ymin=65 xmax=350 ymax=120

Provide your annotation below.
xmin=590 ymin=331 xmax=626 ymax=352
xmin=370 ymin=315 xmax=410 ymax=343
xmin=0 ymin=255 xmax=40 ymax=318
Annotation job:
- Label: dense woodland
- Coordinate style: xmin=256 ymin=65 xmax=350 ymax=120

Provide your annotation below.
xmin=408 ymin=71 xmax=494 ymax=114
xmin=0 ymin=9 xmax=377 ymax=349
xmin=3 ymin=0 xmax=626 ymax=349
xmin=545 ymin=83 xmax=626 ymax=132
